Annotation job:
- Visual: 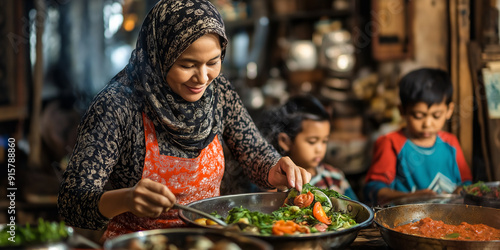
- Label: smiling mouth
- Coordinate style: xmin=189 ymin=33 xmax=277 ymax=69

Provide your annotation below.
xmin=186 ymin=85 xmax=205 ymax=94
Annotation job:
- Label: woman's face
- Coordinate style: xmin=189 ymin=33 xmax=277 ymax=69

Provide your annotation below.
xmin=288 ymin=120 xmax=330 ymax=170
xmin=166 ymin=34 xmax=222 ymax=102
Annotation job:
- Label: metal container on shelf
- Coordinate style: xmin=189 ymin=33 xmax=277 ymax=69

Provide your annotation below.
xmin=319 ymin=30 xmax=356 ymax=75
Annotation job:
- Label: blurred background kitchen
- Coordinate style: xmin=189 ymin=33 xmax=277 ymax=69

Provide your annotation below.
xmin=1 ymin=0 xmax=499 ymax=240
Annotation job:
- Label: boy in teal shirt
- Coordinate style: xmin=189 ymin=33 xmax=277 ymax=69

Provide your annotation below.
xmin=364 ymin=68 xmax=472 ymax=205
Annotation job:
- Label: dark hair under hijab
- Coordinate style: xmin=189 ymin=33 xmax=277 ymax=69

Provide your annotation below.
xmin=399 ymin=68 xmax=453 ymax=110
xmin=258 ymin=95 xmax=330 ymax=156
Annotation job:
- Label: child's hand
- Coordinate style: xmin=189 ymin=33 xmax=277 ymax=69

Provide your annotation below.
xmin=452 ymin=186 xmax=464 ymax=194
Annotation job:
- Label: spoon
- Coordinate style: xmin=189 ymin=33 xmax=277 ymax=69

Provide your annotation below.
xmin=173 ymin=203 xmax=227 ymax=227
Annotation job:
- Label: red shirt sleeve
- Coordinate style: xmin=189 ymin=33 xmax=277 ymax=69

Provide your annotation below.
xmin=365 ymin=130 xmax=407 ymax=184
xmin=438 ymin=131 xmax=472 ymax=183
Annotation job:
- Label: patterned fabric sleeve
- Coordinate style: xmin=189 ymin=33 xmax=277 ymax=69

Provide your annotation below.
xmin=58 ymin=84 xmax=132 ymax=230
xmin=218 ymin=76 xmax=281 ymax=189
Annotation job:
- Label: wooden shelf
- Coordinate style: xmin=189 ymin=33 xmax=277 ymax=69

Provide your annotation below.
xmin=271 ymin=9 xmax=352 ymax=22
xmin=224 ymin=9 xmax=353 ymax=31
xmin=0 ymin=105 xmax=28 ymax=122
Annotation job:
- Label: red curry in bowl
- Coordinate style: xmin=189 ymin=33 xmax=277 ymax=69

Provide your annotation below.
xmin=393 ymin=217 xmax=500 ymax=241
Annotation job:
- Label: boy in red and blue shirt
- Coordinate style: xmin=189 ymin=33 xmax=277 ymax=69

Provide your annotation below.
xmin=364 ymin=68 xmax=472 ymax=205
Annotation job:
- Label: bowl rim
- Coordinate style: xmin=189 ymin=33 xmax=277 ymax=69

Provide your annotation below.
xmin=103 ymin=227 xmax=272 ymax=250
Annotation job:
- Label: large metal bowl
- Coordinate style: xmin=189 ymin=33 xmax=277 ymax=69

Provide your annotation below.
xmin=179 ymin=192 xmax=374 ymax=250
xmin=374 ymin=203 xmax=500 ymax=250
xmin=104 ymin=228 xmax=272 ymax=250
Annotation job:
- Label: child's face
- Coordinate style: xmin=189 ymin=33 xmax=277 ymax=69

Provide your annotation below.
xmin=401 ymin=100 xmax=454 ymax=146
xmin=288 ymin=120 xmax=330 ymax=170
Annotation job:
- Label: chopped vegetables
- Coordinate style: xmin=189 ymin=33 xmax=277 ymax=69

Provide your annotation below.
xmin=312 ymin=189 xmax=333 ymax=208
xmin=194 ymin=218 xmax=219 ymax=226
xmin=464 ymin=181 xmax=500 ymax=199
xmin=212 ymin=184 xmax=357 ymax=236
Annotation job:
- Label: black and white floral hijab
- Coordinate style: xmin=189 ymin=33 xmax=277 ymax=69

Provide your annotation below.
xmin=125 ymin=0 xmax=228 ymax=153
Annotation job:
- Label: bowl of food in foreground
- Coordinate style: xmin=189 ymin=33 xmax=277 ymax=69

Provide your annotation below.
xmin=179 ymin=185 xmax=374 ymax=250
xmin=374 ymin=203 xmax=500 ymax=250
xmin=104 ymin=228 xmax=272 ymax=250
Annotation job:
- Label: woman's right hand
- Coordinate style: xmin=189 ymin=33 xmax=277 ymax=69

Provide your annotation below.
xmin=99 ymin=178 xmax=176 ymax=219
xmin=126 ymin=178 xmax=177 ymax=218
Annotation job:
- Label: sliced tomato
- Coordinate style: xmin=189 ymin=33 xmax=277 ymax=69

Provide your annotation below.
xmin=313 ymin=202 xmax=331 ymax=225
xmin=293 ymin=191 xmax=314 ymax=208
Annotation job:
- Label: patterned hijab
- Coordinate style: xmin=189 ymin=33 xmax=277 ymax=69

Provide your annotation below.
xmin=125 ymin=0 xmax=228 ymax=153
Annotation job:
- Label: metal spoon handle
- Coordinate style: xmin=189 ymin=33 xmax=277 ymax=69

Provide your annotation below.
xmin=173 ymin=203 xmax=227 ymax=226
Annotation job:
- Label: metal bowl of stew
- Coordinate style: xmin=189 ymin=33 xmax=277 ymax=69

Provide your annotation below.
xmin=104 ymin=228 xmax=272 ymax=250
xmin=179 ymin=192 xmax=374 ymax=250
xmin=374 ymin=203 xmax=500 ymax=250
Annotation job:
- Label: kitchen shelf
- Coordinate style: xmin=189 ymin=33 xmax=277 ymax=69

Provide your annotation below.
xmin=225 ymin=9 xmax=353 ymax=31
xmin=271 ymin=9 xmax=353 ymax=22
xmin=0 ymin=105 xmax=28 ymax=122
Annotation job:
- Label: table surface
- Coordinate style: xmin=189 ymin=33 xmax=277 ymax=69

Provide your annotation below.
xmin=347 ymin=227 xmax=389 ymax=250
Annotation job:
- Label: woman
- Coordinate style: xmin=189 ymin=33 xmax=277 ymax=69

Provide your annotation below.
xmin=57 ymin=0 xmax=310 ymax=240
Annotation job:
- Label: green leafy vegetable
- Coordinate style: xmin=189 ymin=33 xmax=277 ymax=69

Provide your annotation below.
xmin=0 ymin=218 xmax=71 ymax=247
xmin=444 ymin=232 xmax=460 ymax=239
xmin=312 ymin=189 xmax=332 ymax=208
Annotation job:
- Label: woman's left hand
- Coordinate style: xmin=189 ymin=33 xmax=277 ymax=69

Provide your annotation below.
xmin=268 ymin=157 xmax=311 ymax=192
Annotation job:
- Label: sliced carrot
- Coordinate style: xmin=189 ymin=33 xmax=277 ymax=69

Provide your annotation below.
xmin=272 ymin=220 xmax=309 ymax=235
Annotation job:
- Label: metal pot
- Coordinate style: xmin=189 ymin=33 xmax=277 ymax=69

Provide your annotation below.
xmin=103 ymin=228 xmax=272 ymax=250
xmin=463 ymin=181 xmax=500 ymax=208
xmin=179 ymin=192 xmax=374 ymax=250
xmin=380 ymin=193 xmax=463 ymax=207
xmin=374 ymin=203 xmax=500 ymax=250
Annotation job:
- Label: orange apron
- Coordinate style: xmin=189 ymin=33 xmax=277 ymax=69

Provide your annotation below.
xmin=102 ymin=113 xmax=224 ymax=240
